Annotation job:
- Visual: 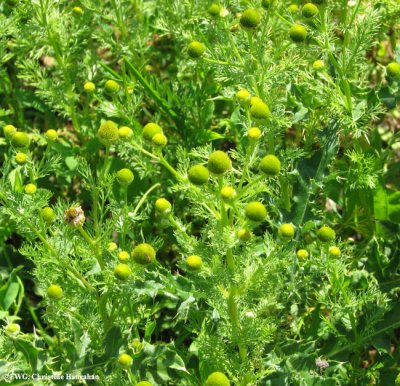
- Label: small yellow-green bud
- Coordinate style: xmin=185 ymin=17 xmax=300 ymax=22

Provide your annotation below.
xmin=45 ymin=129 xmax=58 ymax=141
xmin=114 ymin=264 xmax=132 ymax=280
xmin=236 ymin=89 xmax=251 ymax=105
xmin=11 ymin=132 xmax=30 ymax=149
xmin=250 ymin=96 xmax=262 ymax=106
xmin=47 ymin=284 xmax=63 ymax=299
xmin=24 ymin=183 xmax=37 ymax=195
xmin=188 ymin=165 xmax=209 ymax=185
xmin=84 ymin=81 xmax=95 ymax=92
xmin=302 ymin=3 xmax=319 ymax=18
xmin=387 ymin=62 xmax=400 ymax=79
xmin=3 ymin=124 xmax=17 ymax=138
xmin=205 ymin=372 xmax=230 ymax=386
xmin=259 ymin=154 xmax=281 ymax=176
xmin=290 ymin=24 xmax=308 ymax=42
xmin=152 ymin=133 xmax=168 ymax=148
xmin=107 ymin=242 xmax=118 ymax=252
xmin=136 ymin=382 xmax=152 ymax=386
xmin=118 ymin=126 xmax=133 ymax=139
xmin=207 ymin=151 xmax=232 ymax=175
xmin=41 ymin=207 xmax=55 ymax=223
xmin=98 ymin=120 xmax=119 ymax=145
xmin=15 ymin=152 xmax=27 ymax=165
xmin=155 ymin=198 xmax=172 ymax=214
xmin=116 ymin=168 xmax=134 ymax=185
xmin=245 ymin=201 xmax=267 ymax=222
xmin=104 ymin=79 xmax=120 ymax=94
xmin=237 ymin=228 xmax=252 ymax=242
xmin=118 ymin=353 xmax=133 ymax=369
xmin=5 ymin=323 xmax=20 ymax=335
xmin=317 ymin=226 xmax=336 ymax=242
xmin=132 ymin=243 xmax=156 ymax=265
xmin=188 ymin=41 xmax=206 ymax=58
xmin=288 ymin=4 xmax=299 ymax=13
xmin=248 ymin=127 xmax=261 ymax=140
xmin=250 ymin=101 xmax=271 ymax=120
xmin=208 ymin=4 xmax=220 ymax=17
xmin=142 ymin=123 xmax=162 ymax=141
xmin=220 ymin=186 xmax=236 ymax=202
xmin=72 ymin=6 xmax=83 ymax=15
xmin=329 ymin=246 xmax=341 ymax=257
xmin=185 ymin=255 xmax=203 ymax=271
xmin=118 ymin=251 xmax=130 ymax=262
xmin=240 ymin=9 xmax=261 ymax=29
xmin=296 ymin=249 xmax=309 ymax=259
xmin=279 ymin=223 xmax=295 ymax=240
xmin=313 ymin=60 xmax=325 ymax=71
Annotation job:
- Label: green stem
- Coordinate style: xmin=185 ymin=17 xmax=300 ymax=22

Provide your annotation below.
xmin=77 ymin=226 xmax=105 ymax=270
xmin=167 ymin=214 xmax=193 ymax=243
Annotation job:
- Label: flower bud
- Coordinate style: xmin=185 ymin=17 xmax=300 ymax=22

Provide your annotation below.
xmin=84 ymin=81 xmax=95 ymax=92
xmin=317 ymin=226 xmax=336 ymax=242
xmin=72 ymin=6 xmax=83 ymax=15
xmin=313 ymin=60 xmax=325 ymax=71
xmin=278 ymin=223 xmax=295 ymax=240
xmin=245 ymin=201 xmax=267 ymax=222
xmin=142 ymin=123 xmax=162 ymax=141
xmin=152 ymin=133 xmax=168 ymax=148
xmin=114 ymin=264 xmax=132 ymax=280
xmin=47 ymin=284 xmax=63 ymax=299
xmin=208 ymin=4 xmax=221 ymax=17
xmin=302 ymin=3 xmax=319 ymax=18
xmin=185 ymin=255 xmax=203 ymax=271
xmin=116 ymin=168 xmax=134 ymax=185
xmin=41 ymin=207 xmax=55 ymax=223
xmin=205 ymin=372 xmax=230 ymax=386
xmin=118 ymin=251 xmax=130 ymax=262
xmin=118 ymin=353 xmax=133 ymax=369
xmin=296 ymin=249 xmax=309 ymax=259
xmin=132 ymin=243 xmax=156 ymax=265
xmin=240 ymin=9 xmax=261 ymax=29
xmin=220 ymin=186 xmax=236 ymax=202
xmin=187 ymin=41 xmax=206 ymax=58
xmin=188 ymin=165 xmax=209 ymax=185
xmin=237 ymin=228 xmax=252 ymax=242
xmin=11 ymin=132 xmax=30 ymax=149
xmin=98 ymin=120 xmax=119 ymax=145
xmin=45 ymin=129 xmax=58 ymax=141
xmin=387 ymin=62 xmax=400 ymax=79
xmin=288 ymin=4 xmax=299 ymax=13
xmin=3 ymin=124 xmax=17 ymax=138
xmin=248 ymin=127 xmax=261 ymax=140
xmin=24 ymin=183 xmax=37 ymax=195
xmin=155 ymin=198 xmax=172 ymax=214
xmin=104 ymin=79 xmax=120 ymax=94
xmin=328 ymin=246 xmax=341 ymax=257
xmin=207 ymin=151 xmax=232 ymax=175
xmin=5 ymin=323 xmax=20 ymax=335
xmin=259 ymin=154 xmax=281 ymax=176
xmin=15 ymin=152 xmax=27 ymax=165
xmin=107 ymin=242 xmax=118 ymax=252
xmin=250 ymin=101 xmax=271 ymax=120
xmin=118 ymin=126 xmax=133 ymax=139
xmin=289 ymin=24 xmax=308 ymax=42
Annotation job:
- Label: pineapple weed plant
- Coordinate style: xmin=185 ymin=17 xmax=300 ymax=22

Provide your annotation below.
xmin=0 ymin=0 xmax=400 ymax=385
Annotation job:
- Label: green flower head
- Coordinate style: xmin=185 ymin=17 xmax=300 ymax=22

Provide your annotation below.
xmin=104 ymin=79 xmax=120 ymax=94
xmin=98 ymin=120 xmax=119 ymax=145
xmin=240 ymin=9 xmax=261 ymax=29
xmin=207 ymin=151 xmax=232 ymax=175
xmin=317 ymin=226 xmax=336 ymax=242
xmin=116 ymin=168 xmax=134 ymax=185
xmin=155 ymin=198 xmax=172 ymax=214
xmin=118 ymin=126 xmax=133 ymax=139
xmin=152 ymin=132 xmax=168 ymax=148
xmin=245 ymin=201 xmax=267 ymax=222
xmin=205 ymin=372 xmax=230 ymax=386
xmin=185 ymin=255 xmax=203 ymax=271
xmin=302 ymin=3 xmax=319 ymax=18
xmin=250 ymin=101 xmax=271 ymax=120
xmin=188 ymin=41 xmax=206 ymax=58
xmin=3 ymin=124 xmax=17 ymax=138
xmin=132 ymin=243 xmax=156 ymax=265
xmin=188 ymin=165 xmax=209 ymax=185
xmin=118 ymin=353 xmax=133 ymax=369
xmin=84 ymin=81 xmax=95 ymax=92
xmin=259 ymin=154 xmax=281 ymax=176
xmin=208 ymin=4 xmax=221 ymax=17
xmin=387 ymin=62 xmax=400 ymax=79
xmin=11 ymin=131 xmax=30 ymax=149
xmin=142 ymin=122 xmax=163 ymax=141
xmin=296 ymin=249 xmax=309 ymax=259
xmin=15 ymin=152 xmax=27 ymax=165
xmin=41 ymin=207 xmax=56 ymax=223
xmin=278 ymin=223 xmax=295 ymax=240
xmin=47 ymin=284 xmax=63 ymax=299
xmin=114 ymin=264 xmax=132 ymax=280
xmin=289 ymin=24 xmax=308 ymax=42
